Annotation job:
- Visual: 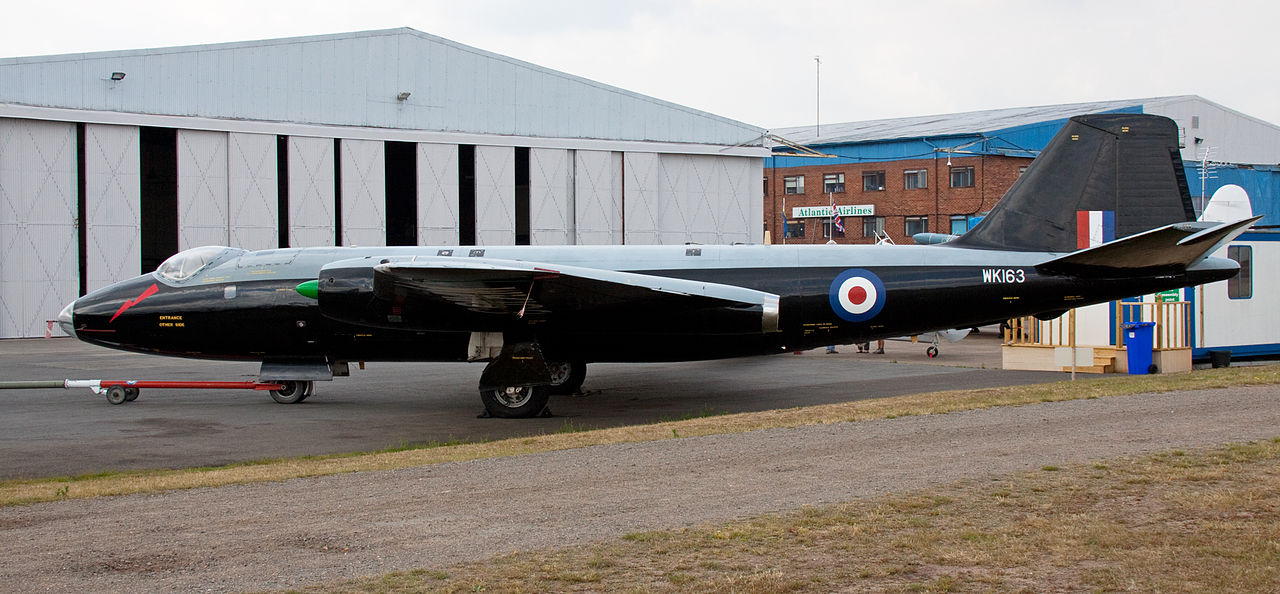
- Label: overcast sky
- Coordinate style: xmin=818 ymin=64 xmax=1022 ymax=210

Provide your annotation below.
xmin=3 ymin=0 xmax=1278 ymax=130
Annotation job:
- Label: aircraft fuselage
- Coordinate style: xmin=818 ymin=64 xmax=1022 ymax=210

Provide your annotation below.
xmin=65 ymin=242 xmax=1237 ymax=365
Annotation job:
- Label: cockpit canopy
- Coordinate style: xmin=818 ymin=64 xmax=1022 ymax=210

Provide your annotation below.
xmin=156 ymin=246 xmax=246 ymax=281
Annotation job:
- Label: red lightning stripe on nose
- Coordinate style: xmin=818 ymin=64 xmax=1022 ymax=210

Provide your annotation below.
xmin=110 ymin=283 xmax=159 ymax=323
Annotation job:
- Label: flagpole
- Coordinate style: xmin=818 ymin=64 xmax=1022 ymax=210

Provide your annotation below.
xmin=829 ymin=192 xmax=845 ymax=242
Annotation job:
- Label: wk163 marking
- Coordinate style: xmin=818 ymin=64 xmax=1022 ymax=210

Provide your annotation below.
xmin=982 ymin=268 xmax=1026 ymax=284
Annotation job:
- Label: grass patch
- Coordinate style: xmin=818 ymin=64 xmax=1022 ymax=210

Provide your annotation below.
xmin=3 ymin=364 xmax=1279 ymax=507
xmin=656 ymin=404 xmax=728 ymax=423
xmin=306 ymin=437 xmax=1280 ymax=593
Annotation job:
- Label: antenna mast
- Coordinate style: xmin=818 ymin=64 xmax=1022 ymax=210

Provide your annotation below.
xmin=814 ymin=56 xmax=821 ymax=137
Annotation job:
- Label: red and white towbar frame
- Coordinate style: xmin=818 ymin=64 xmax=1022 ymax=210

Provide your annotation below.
xmin=36 ymin=379 xmax=291 ymax=405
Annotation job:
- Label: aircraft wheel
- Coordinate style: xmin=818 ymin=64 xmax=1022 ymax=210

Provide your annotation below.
xmin=270 ymin=381 xmax=311 ymax=404
xmin=296 ymin=381 xmax=315 ymax=402
xmin=926 ymin=346 xmax=939 ymax=358
xmin=105 ymin=386 xmax=129 ymax=405
xmin=124 ymin=387 xmax=140 ymax=401
xmin=480 ymin=385 xmax=550 ymax=419
xmin=547 ymin=360 xmax=586 ymax=395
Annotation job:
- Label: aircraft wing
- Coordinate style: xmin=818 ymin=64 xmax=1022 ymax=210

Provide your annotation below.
xmin=365 ymin=257 xmax=781 ymax=332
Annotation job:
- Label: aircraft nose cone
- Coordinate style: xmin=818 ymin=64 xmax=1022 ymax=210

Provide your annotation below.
xmin=57 ymin=300 xmax=76 ymax=338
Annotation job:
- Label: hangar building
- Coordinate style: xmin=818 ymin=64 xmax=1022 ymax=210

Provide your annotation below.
xmin=766 ymin=96 xmax=1280 ymax=244
xmin=0 ymin=28 xmax=768 ymax=338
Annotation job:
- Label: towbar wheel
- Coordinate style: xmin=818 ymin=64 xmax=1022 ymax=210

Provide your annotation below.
xmin=269 ymin=381 xmax=313 ymax=404
xmin=105 ymin=386 xmax=129 ymax=405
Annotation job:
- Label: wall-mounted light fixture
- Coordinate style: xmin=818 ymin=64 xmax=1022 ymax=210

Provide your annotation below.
xmin=110 ymin=72 xmax=126 ymax=81
xmin=396 ymin=91 xmax=411 ymax=101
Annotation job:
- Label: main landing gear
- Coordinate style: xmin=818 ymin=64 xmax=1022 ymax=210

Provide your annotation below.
xmin=477 ymin=341 xmax=587 ymax=418
xmin=479 ymin=384 xmax=551 ymax=419
xmin=477 ymin=360 xmax=586 ymax=418
xmin=546 ymin=360 xmax=586 ymax=396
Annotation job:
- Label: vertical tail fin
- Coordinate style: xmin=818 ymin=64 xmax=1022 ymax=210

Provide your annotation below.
xmin=951 ymin=114 xmax=1196 ymax=253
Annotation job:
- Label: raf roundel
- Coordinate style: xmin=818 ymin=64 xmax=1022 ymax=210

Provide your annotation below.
xmin=828 ymin=268 xmax=886 ymax=322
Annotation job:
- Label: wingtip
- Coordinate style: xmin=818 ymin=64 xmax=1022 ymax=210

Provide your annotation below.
xmin=1175 ymin=215 xmax=1262 ymax=247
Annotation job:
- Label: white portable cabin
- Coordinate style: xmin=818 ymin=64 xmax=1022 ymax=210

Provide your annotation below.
xmin=1003 ymin=185 xmax=1276 ymax=372
xmin=1184 ymin=184 xmax=1277 ymax=361
xmin=1189 ymin=230 xmax=1278 ymax=360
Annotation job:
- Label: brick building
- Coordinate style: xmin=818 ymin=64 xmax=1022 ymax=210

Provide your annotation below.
xmin=765 ymin=96 xmax=1280 ymax=245
xmin=764 ymin=153 xmax=1028 ymax=244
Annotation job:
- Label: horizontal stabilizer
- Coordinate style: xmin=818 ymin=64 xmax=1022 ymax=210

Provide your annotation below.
xmin=1036 ymin=216 xmax=1259 ymax=276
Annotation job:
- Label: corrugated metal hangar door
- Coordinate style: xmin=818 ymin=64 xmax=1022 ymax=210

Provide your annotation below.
xmin=227 ymin=133 xmax=278 ymax=251
xmin=339 ymin=139 xmax=386 ymax=247
xmin=622 ymin=152 xmax=662 ymax=244
xmin=624 ymin=153 xmax=759 ymax=245
xmin=474 ymin=145 xmax=515 ymax=246
xmin=529 ymin=148 xmax=573 ymax=245
xmin=84 ymin=124 xmax=141 ymax=293
xmin=417 ymin=143 xmax=459 ymax=245
xmin=288 ymin=136 xmax=335 ymax=247
xmin=573 ymin=150 xmax=622 ymax=245
xmin=0 ymin=119 xmax=78 ymax=338
xmin=177 ymin=130 xmax=229 ymax=249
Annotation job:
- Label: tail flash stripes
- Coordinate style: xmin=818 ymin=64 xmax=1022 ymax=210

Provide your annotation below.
xmin=1076 ymin=210 xmax=1115 ymax=249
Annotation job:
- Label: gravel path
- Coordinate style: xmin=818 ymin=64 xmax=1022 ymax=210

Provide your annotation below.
xmin=2 ymin=385 xmax=1278 ymax=593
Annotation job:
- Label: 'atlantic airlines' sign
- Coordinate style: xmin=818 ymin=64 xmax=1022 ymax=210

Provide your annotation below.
xmin=792 ymin=205 xmax=875 ymax=218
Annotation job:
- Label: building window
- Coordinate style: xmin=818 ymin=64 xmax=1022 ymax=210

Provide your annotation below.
xmin=823 ymin=220 xmax=845 ymax=238
xmin=905 ymin=215 xmax=928 ymax=237
xmin=823 ymin=173 xmax=845 ymax=193
xmin=784 ymin=220 xmax=805 ymax=238
xmin=784 ymin=175 xmax=804 ymax=194
xmin=862 ymin=171 xmax=885 ymax=191
xmin=949 ymin=215 xmax=968 ymax=235
xmin=1228 ymin=245 xmax=1252 ymax=299
xmin=904 ymin=169 xmax=928 ymax=190
xmin=862 ymin=216 xmax=885 ymax=238
xmin=950 ymin=166 xmax=974 ymax=188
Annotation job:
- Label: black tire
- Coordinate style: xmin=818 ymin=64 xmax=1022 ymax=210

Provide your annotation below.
xmin=296 ymin=381 xmax=315 ymax=402
xmin=105 ymin=386 xmax=128 ymax=405
xmin=547 ymin=360 xmax=586 ymax=395
xmin=123 ymin=387 xmax=140 ymax=402
xmin=926 ymin=346 xmax=939 ymax=358
xmin=270 ymin=381 xmax=310 ymax=404
xmin=480 ymin=385 xmax=550 ymax=418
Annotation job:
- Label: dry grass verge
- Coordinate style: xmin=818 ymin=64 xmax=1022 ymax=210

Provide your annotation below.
xmin=4 ymin=364 xmax=1279 ymax=508
xmin=307 ymin=438 xmax=1280 ymax=593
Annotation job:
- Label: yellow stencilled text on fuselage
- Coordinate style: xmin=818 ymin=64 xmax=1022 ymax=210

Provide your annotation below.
xmin=158 ymin=314 xmax=185 ymax=328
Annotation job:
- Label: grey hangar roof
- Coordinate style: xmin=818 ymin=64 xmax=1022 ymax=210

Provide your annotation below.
xmin=0 ymin=27 xmax=765 ymax=149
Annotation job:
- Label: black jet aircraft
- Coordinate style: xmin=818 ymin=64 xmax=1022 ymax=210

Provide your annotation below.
xmin=59 ymin=114 xmax=1256 ymax=417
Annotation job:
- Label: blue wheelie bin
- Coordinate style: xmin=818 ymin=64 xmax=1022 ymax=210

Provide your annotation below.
xmin=1123 ymin=322 xmax=1156 ymax=375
